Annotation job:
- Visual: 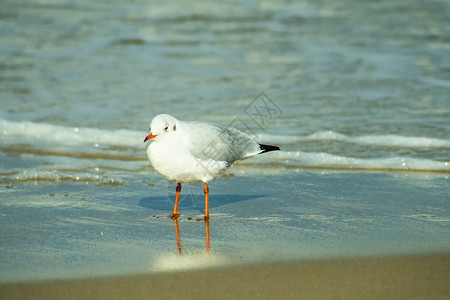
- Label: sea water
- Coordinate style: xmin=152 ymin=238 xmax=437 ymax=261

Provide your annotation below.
xmin=0 ymin=0 xmax=449 ymax=282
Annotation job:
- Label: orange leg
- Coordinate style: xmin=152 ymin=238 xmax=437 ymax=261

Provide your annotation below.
xmin=168 ymin=182 xmax=181 ymax=219
xmin=204 ymin=182 xmax=209 ymax=220
xmin=187 ymin=182 xmax=210 ymax=221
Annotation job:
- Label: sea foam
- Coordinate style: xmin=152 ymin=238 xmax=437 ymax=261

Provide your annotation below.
xmin=256 ymin=131 xmax=450 ymax=148
xmin=1 ymin=119 xmax=449 ymax=181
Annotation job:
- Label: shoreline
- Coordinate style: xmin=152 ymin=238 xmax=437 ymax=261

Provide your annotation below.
xmin=2 ymin=253 xmax=449 ymax=299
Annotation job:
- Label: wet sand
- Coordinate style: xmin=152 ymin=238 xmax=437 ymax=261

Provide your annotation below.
xmin=1 ymin=254 xmax=449 ymax=300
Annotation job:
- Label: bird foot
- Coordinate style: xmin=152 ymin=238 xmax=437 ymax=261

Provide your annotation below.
xmin=167 ymin=213 xmax=180 ymax=220
xmin=188 ymin=216 xmax=209 ymax=221
xmin=152 ymin=213 xmax=180 ymax=220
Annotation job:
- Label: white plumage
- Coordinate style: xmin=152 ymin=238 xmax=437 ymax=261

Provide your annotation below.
xmin=144 ymin=113 xmax=279 ymax=219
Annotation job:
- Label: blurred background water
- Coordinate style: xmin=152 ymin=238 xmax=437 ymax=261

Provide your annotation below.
xmin=0 ymin=0 xmax=449 ymax=283
xmin=1 ymin=0 xmax=449 ymax=178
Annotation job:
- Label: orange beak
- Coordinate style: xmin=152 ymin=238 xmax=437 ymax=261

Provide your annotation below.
xmin=144 ymin=132 xmax=158 ymax=143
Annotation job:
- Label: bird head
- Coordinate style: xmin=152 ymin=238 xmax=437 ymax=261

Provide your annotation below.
xmin=144 ymin=114 xmax=179 ymax=143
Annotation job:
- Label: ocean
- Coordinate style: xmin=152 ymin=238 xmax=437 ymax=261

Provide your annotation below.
xmin=0 ymin=0 xmax=449 ymax=282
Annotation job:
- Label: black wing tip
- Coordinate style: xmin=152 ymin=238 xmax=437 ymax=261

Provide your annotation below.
xmin=259 ymin=144 xmax=280 ymax=153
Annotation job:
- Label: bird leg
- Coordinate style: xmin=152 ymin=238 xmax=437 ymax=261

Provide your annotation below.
xmin=167 ymin=182 xmax=181 ymax=219
xmin=189 ymin=182 xmax=210 ymax=221
xmin=199 ymin=182 xmax=210 ymax=220
xmin=204 ymin=182 xmax=209 ymax=219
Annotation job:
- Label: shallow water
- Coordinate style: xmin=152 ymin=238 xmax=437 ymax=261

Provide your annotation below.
xmin=0 ymin=0 xmax=449 ymax=282
xmin=1 ymin=171 xmax=449 ymax=282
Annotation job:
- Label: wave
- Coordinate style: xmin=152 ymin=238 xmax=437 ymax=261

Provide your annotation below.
xmin=269 ymin=151 xmax=449 ymax=172
xmin=1 ymin=119 xmax=449 ymax=178
xmin=2 ymin=119 xmax=449 ymax=150
xmin=256 ymin=131 xmax=450 ymax=149
xmin=0 ymin=119 xmax=143 ymax=148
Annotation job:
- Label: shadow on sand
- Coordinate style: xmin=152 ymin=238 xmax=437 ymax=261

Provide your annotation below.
xmin=138 ymin=193 xmax=267 ymax=212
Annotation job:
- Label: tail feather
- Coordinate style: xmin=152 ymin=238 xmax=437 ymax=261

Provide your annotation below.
xmin=259 ymin=144 xmax=280 ymax=153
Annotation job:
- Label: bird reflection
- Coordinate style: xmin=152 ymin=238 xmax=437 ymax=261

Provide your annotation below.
xmin=173 ymin=217 xmax=183 ymax=255
xmin=172 ymin=217 xmax=210 ymax=257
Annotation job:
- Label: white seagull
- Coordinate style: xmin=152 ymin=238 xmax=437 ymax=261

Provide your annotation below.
xmin=144 ymin=114 xmax=280 ymax=220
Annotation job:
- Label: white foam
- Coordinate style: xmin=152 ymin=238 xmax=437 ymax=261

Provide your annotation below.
xmin=1 ymin=119 xmax=143 ymax=148
xmin=3 ymin=119 xmax=449 ymax=150
xmin=256 ymin=131 xmax=450 ymax=148
xmin=1 ymin=119 xmax=449 ymax=177
xmin=11 ymin=169 xmax=125 ymax=185
xmin=272 ymin=151 xmax=449 ymax=172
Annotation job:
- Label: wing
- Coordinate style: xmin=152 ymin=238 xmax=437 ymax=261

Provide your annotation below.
xmin=179 ymin=121 xmax=262 ymax=164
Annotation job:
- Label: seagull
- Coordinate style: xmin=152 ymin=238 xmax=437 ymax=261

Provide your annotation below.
xmin=144 ymin=114 xmax=280 ymax=220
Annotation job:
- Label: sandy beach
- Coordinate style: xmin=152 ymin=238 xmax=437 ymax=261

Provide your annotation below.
xmin=1 ymin=254 xmax=449 ymax=300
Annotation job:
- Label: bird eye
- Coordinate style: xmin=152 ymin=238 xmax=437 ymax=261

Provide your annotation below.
xmin=164 ymin=126 xmax=168 ymax=132
xmin=173 ymin=125 xmax=176 ymax=131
